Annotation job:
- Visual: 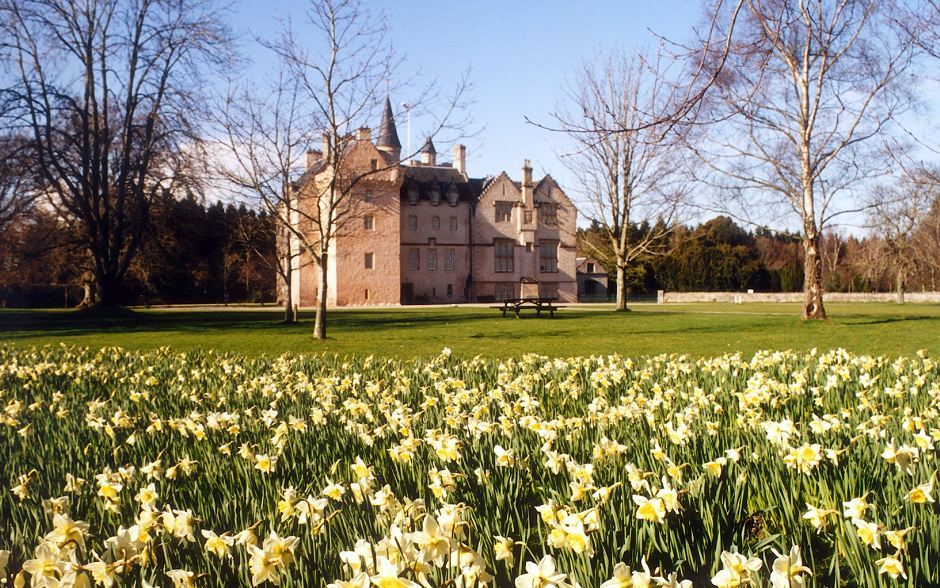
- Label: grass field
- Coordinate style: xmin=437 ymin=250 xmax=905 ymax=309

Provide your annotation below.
xmin=1 ymin=302 xmax=938 ymax=359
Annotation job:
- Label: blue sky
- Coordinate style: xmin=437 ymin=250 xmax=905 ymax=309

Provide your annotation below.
xmin=229 ymin=1 xmax=701 ymax=188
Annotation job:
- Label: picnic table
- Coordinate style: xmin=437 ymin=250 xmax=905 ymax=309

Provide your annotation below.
xmin=490 ymin=297 xmax=564 ymax=318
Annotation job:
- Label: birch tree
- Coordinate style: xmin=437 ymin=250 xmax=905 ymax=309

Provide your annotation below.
xmin=692 ymin=0 xmax=917 ymax=319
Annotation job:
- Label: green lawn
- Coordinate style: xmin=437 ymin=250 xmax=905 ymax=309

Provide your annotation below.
xmin=2 ymin=302 xmax=939 ymax=359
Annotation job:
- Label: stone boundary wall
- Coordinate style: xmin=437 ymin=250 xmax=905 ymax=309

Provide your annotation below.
xmin=657 ymin=291 xmax=940 ymax=304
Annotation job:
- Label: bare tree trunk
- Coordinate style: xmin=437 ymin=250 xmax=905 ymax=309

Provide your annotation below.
xmin=282 ymin=257 xmax=297 ymax=324
xmin=615 ymin=264 xmax=629 ymax=312
xmin=802 ymin=233 xmax=827 ymax=320
xmin=314 ymin=252 xmax=328 ymax=339
xmin=896 ymin=271 xmax=906 ymax=304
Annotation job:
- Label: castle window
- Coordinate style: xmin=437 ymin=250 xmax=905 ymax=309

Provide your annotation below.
xmin=370 ymin=159 xmax=378 ymax=171
xmin=587 ymin=262 xmax=595 ymax=273
xmin=449 ymin=216 xmax=458 ymax=231
xmin=363 ymin=215 xmax=374 ymax=230
xmin=408 ymin=186 xmax=419 ymax=205
xmin=432 ymin=216 xmax=440 ymax=230
xmin=408 ymin=215 xmax=417 ymax=231
xmin=539 ymin=241 xmax=558 ymax=273
xmin=444 ymin=248 xmax=455 ymax=271
xmin=446 ymin=284 xmax=453 ymax=297
xmin=427 ymin=249 xmax=437 ymax=271
xmin=495 ymin=282 xmax=515 ymax=301
xmin=364 ymin=190 xmax=374 ymax=203
xmin=447 ymin=186 xmax=458 ymax=206
xmin=364 ymin=252 xmax=374 ymax=270
xmin=540 ymin=204 xmax=558 ymax=226
xmin=495 ymin=202 xmax=512 ymax=223
xmin=539 ymin=282 xmax=559 ymax=300
xmin=524 ymin=210 xmax=533 ymax=224
xmin=494 ymin=239 xmax=514 ymax=273
xmin=408 ymin=248 xmax=419 ymax=271
xmin=430 ymin=187 xmax=441 ymax=206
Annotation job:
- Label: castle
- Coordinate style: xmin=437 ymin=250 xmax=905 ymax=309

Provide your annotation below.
xmin=288 ymin=98 xmax=578 ymax=307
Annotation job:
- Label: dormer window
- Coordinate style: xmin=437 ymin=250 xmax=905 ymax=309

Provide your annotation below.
xmin=408 ymin=185 xmax=419 ymax=205
xmin=446 ymin=186 xmax=458 ymax=206
xmin=430 ymin=186 xmax=441 ymax=206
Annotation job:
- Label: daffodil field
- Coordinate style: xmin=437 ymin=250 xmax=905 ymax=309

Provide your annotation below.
xmin=1 ymin=345 xmax=939 ymax=587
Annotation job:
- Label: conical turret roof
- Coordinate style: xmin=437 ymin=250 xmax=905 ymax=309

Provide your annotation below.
xmin=376 ymin=97 xmax=401 ymax=151
xmin=420 ymin=137 xmax=436 ymax=155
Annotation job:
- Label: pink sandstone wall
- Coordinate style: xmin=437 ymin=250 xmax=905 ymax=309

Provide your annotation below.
xmin=399 ymin=199 xmax=472 ymax=302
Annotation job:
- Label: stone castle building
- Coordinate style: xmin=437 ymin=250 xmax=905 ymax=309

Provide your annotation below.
xmin=288 ymin=98 xmax=577 ymax=307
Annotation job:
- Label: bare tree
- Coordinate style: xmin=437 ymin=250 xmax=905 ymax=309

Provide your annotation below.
xmin=555 ymin=50 xmax=688 ymax=311
xmin=690 ymin=0 xmax=918 ymax=319
xmin=867 ymin=167 xmax=940 ymax=302
xmin=268 ymin=0 xmax=469 ymax=339
xmin=214 ymin=69 xmax=313 ymax=323
xmin=0 ymin=0 xmax=230 ymax=308
xmin=0 ymin=133 xmax=36 ymax=228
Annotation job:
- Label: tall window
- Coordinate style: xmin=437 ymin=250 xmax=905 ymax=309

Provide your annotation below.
xmin=408 ymin=186 xmax=419 ymax=205
xmin=432 ymin=216 xmax=440 ymax=230
xmin=495 ymin=202 xmax=512 ymax=223
xmin=408 ymin=215 xmax=417 ymax=231
xmin=524 ymin=209 xmax=533 ymax=224
xmin=427 ymin=249 xmax=437 ymax=271
xmin=363 ymin=215 xmax=374 ymax=230
xmin=430 ymin=188 xmax=441 ymax=206
xmin=494 ymin=239 xmax=514 ymax=273
xmin=540 ymin=204 xmax=558 ymax=226
xmin=539 ymin=282 xmax=559 ymax=300
xmin=364 ymin=252 xmax=374 ymax=270
xmin=444 ymin=248 xmax=455 ymax=271
xmin=408 ymin=249 xmax=419 ymax=271
xmin=449 ymin=216 xmax=458 ymax=231
xmin=539 ymin=241 xmax=558 ymax=273
xmin=364 ymin=190 xmax=374 ymax=203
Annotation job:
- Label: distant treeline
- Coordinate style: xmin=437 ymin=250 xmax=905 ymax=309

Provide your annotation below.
xmin=580 ymin=214 xmax=940 ymax=296
xmin=0 ymin=195 xmax=277 ymax=308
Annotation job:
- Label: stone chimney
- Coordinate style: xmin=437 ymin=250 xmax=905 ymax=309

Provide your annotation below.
xmin=356 ymin=127 xmax=371 ymax=141
xmin=454 ymin=144 xmax=466 ymax=175
xmin=322 ymin=132 xmax=331 ymax=158
xmin=521 ymin=159 xmax=534 ymax=207
xmin=305 ymin=149 xmax=321 ymax=171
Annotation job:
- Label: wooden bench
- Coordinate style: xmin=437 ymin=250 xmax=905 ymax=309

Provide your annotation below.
xmin=489 ymin=297 xmax=565 ymax=318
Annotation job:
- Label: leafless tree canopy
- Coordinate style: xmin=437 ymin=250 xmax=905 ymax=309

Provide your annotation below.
xmin=556 ymin=50 xmax=690 ymax=311
xmin=865 ymin=166 xmax=940 ymax=302
xmin=689 ymin=0 xmax=918 ymax=319
xmin=0 ymin=0 xmax=231 ymax=307
xmin=243 ymin=0 xmax=470 ymax=338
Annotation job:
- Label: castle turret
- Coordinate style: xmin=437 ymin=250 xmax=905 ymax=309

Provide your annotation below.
xmin=376 ymin=96 xmax=401 ymax=161
xmin=420 ymin=137 xmax=437 ymax=166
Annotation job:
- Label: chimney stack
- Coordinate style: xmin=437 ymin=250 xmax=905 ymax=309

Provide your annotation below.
xmin=356 ymin=127 xmax=371 ymax=141
xmin=454 ymin=144 xmax=466 ymax=175
xmin=522 ymin=159 xmax=533 ymax=207
xmin=322 ymin=132 xmax=331 ymax=158
xmin=306 ymin=149 xmax=319 ymax=171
